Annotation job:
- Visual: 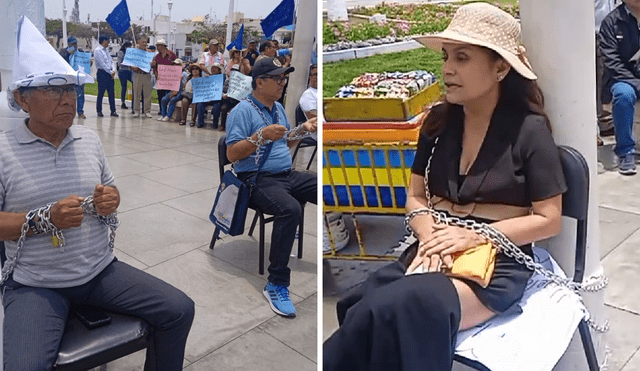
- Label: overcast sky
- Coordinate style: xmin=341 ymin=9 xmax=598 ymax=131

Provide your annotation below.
xmin=43 ymin=0 xmax=294 ymax=23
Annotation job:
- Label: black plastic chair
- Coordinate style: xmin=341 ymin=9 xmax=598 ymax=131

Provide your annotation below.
xmin=454 ymin=145 xmax=599 ymax=371
xmin=209 ymin=135 xmax=305 ymax=275
xmin=0 ymin=241 xmax=151 ymax=370
xmin=292 ymin=105 xmax=317 ymax=171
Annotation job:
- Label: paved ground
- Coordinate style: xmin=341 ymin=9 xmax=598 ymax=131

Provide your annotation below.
xmin=70 ymin=97 xmax=319 ymax=370
xmin=322 ymin=134 xmax=640 ymax=371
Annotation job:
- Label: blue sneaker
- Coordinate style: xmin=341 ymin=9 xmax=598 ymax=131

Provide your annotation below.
xmin=619 ymin=153 xmax=637 ymax=175
xmin=263 ymin=282 xmax=296 ymax=317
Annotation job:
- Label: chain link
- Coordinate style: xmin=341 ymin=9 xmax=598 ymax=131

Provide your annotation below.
xmin=405 ymin=136 xmax=606 ymax=295
xmin=0 ymin=197 xmax=119 ymax=288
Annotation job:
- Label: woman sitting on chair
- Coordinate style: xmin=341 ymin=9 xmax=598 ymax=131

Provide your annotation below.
xmin=180 ymin=64 xmax=204 ymax=127
xmin=323 ymin=3 xmax=567 ymax=370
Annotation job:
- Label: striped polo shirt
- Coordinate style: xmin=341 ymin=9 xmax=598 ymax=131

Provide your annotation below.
xmin=0 ymin=121 xmax=115 ymax=288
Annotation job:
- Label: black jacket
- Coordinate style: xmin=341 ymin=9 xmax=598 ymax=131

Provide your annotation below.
xmin=599 ymin=3 xmax=640 ymax=103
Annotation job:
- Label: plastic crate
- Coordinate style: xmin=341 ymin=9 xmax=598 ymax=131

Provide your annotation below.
xmin=323 ymin=82 xmax=440 ymax=122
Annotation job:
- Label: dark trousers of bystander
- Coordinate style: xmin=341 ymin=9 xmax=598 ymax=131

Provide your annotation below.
xmin=97 ymin=69 xmax=117 ymax=114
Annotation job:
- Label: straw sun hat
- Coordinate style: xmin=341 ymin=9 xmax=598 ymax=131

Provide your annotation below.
xmin=414 ymin=2 xmax=536 ymax=80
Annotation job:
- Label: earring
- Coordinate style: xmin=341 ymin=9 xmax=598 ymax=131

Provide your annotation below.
xmin=497 ymin=75 xmax=505 ymax=82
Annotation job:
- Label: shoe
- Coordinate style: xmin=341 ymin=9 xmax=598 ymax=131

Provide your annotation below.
xmin=619 ymin=153 xmax=637 ymax=175
xmin=132 ymin=112 xmax=140 ymax=118
xmin=600 ymin=127 xmax=615 ymax=137
xmin=597 ymin=136 xmax=603 ymax=146
xmin=97 ymin=112 xmax=104 ymax=117
xmin=110 ymin=112 xmax=119 ymax=117
xmin=162 ymin=116 xmax=170 ymax=122
xmin=179 ymin=121 xmax=186 ymax=126
xmin=263 ymin=282 xmax=296 ymax=317
xmin=218 ymin=126 xmax=225 ymax=131
xmin=145 ymin=112 xmax=153 ymax=118
xmin=157 ymin=116 xmax=165 ymax=121
xmin=190 ymin=122 xmax=196 ymax=127
xmin=121 ymin=103 xmax=128 ymax=109
xmin=322 ymin=212 xmax=350 ymax=254
xmin=77 ymin=113 xmax=86 ymax=119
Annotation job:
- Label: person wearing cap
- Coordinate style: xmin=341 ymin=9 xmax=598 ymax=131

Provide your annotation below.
xmin=600 ymin=0 xmax=640 ymax=175
xmin=117 ymin=41 xmax=134 ymax=110
xmin=198 ymin=38 xmax=226 ymax=75
xmin=228 ymin=46 xmax=251 ymax=76
xmin=324 ymin=3 xmax=567 ymax=369
xmin=244 ymin=38 xmax=260 ymax=68
xmin=131 ymin=36 xmax=154 ymax=118
xmin=94 ymin=35 xmax=119 ymax=117
xmin=158 ymin=58 xmax=185 ymax=122
xmin=226 ymin=57 xmax=318 ymax=318
xmin=2 ymin=16 xmax=195 ymax=370
xmin=59 ymin=36 xmax=89 ymax=119
xmin=196 ymin=62 xmax=225 ymax=129
xmin=151 ymin=39 xmax=177 ymax=116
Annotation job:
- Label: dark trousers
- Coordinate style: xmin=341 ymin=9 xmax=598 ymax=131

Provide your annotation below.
xmin=324 ymin=262 xmax=462 ymax=371
xmin=3 ymin=259 xmax=195 ymax=371
xmin=118 ymin=69 xmax=133 ymax=104
xmin=97 ymin=69 xmax=116 ymax=114
xmin=197 ymin=101 xmax=221 ymax=128
xmin=238 ymin=169 xmax=316 ymax=286
xmin=220 ymin=98 xmax=240 ymax=129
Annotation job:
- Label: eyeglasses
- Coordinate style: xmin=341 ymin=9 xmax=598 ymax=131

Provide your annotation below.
xmin=27 ymin=86 xmax=77 ymax=100
xmin=263 ymin=75 xmax=288 ymax=84
xmin=309 ymin=73 xmax=317 ymax=77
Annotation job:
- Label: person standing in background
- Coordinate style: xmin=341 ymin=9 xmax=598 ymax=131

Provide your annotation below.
xmin=151 ymin=39 xmax=177 ymax=116
xmin=59 ymin=36 xmax=88 ymax=119
xmin=94 ymin=35 xmax=118 ymax=117
xmin=117 ymin=41 xmax=133 ymax=110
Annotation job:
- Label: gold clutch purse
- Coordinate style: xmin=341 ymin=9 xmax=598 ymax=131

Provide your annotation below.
xmin=444 ymin=242 xmax=497 ymax=288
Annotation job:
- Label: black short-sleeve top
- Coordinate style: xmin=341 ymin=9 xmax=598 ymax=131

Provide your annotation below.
xmin=411 ymin=108 xmax=567 ymax=209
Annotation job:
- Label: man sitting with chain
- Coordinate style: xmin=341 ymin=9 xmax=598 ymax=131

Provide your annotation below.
xmin=226 ymin=57 xmax=318 ymax=317
xmin=0 ymin=16 xmax=194 ymax=370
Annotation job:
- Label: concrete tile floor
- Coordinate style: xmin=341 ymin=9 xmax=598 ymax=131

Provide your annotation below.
xmin=322 ymin=143 xmax=640 ymax=371
xmin=75 ymin=99 xmax=319 ymax=370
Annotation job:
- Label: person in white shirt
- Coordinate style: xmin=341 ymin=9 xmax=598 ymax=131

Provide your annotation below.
xmin=198 ymin=38 xmax=226 ymax=74
xmin=298 ymin=64 xmax=318 ymax=119
xmin=94 ymin=35 xmax=118 ymax=117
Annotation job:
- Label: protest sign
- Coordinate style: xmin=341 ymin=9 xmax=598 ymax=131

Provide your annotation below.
xmin=121 ymin=48 xmax=154 ymax=73
xmin=192 ymin=74 xmax=224 ymax=103
xmin=157 ymin=65 xmax=183 ymax=91
xmin=74 ymin=51 xmax=91 ymax=74
xmin=227 ymin=71 xmax=253 ymax=101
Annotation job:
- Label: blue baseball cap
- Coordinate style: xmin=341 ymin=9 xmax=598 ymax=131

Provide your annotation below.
xmin=99 ymin=35 xmax=109 ymax=44
xmin=67 ymin=36 xmax=77 ymax=44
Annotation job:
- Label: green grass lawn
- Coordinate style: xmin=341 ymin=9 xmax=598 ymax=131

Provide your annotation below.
xmin=323 ymin=47 xmax=444 ymax=98
xmin=84 ymin=82 xmax=159 ymax=104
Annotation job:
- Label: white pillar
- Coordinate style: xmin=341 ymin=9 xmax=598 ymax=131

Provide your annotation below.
xmin=0 ymin=0 xmax=45 ymax=91
xmin=225 ymin=0 xmax=235 ymax=59
xmin=327 ymin=0 xmax=348 ymax=22
xmin=520 ymin=0 xmax=607 ymax=369
xmin=284 ymin=0 xmax=316 ymax=125
xmin=62 ymin=0 xmax=68 ymax=48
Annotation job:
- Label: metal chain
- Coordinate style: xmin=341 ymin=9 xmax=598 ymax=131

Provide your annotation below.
xmin=245 ymin=98 xmax=310 ymax=145
xmin=0 ymin=197 xmax=119 ymax=288
xmin=405 ymin=137 xmax=606 ymax=295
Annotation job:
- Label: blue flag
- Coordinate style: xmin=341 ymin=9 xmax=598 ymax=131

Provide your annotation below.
xmin=260 ymin=0 xmax=295 ymax=38
xmin=106 ymin=0 xmax=131 ymax=36
xmin=227 ymin=24 xmax=244 ymax=51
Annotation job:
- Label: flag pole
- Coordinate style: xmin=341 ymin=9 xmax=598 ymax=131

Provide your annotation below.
xmin=130 ymin=24 xmax=137 ymax=46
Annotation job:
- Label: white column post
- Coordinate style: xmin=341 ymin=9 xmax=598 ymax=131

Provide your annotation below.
xmin=327 ymin=0 xmax=348 ymax=22
xmin=62 ymin=0 xmax=68 ymax=48
xmin=284 ymin=0 xmax=316 ymax=125
xmin=520 ymin=0 xmax=607 ymax=368
xmin=225 ymin=0 xmax=235 ymax=59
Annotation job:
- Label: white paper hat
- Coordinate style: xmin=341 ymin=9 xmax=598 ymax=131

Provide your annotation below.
xmin=6 ymin=16 xmax=95 ymax=111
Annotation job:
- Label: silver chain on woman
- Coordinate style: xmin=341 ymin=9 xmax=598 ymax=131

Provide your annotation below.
xmin=0 ymin=197 xmax=119 ymax=288
xmin=404 ymin=137 xmax=609 ymax=332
